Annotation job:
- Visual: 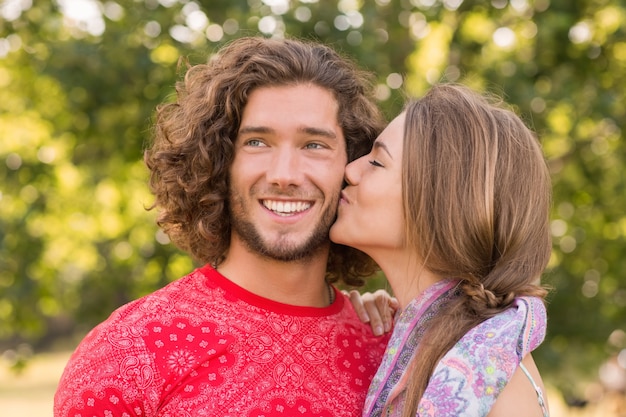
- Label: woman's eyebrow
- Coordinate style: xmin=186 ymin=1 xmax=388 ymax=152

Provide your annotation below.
xmin=373 ymin=141 xmax=393 ymax=159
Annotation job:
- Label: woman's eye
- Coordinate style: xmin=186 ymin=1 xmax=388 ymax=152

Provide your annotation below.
xmin=369 ymin=159 xmax=383 ymax=167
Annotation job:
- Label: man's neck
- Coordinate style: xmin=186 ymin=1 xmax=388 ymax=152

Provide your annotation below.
xmin=216 ymin=239 xmax=332 ymax=308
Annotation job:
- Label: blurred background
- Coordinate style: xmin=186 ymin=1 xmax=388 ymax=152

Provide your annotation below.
xmin=1 ymin=0 xmax=625 ymax=415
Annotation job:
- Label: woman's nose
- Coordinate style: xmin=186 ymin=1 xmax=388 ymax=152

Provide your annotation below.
xmin=343 ymin=157 xmax=363 ymax=186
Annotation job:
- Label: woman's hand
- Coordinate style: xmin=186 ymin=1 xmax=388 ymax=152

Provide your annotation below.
xmin=346 ymin=289 xmax=399 ymax=336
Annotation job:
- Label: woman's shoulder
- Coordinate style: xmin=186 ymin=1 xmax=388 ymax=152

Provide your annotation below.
xmin=421 ymin=297 xmax=547 ymax=416
xmin=441 ymin=296 xmax=547 ymax=390
xmin=471 ymin=296 xmax=547 ymax=356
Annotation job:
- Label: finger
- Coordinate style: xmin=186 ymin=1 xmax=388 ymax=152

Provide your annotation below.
xmin=372 ymin=290 xmax=399 ymax=333
xmin=372 ymin=289 xmax=393 ymax=333
xmin=363 ymin=292 xmax=385 ymax=336
xmin=348 ymin=290 xmax=370 ymax=323
xmin=389 ymin=296 xmax=400 ymax=311
xmin=387 ymin=296 xmax=400 ymax=330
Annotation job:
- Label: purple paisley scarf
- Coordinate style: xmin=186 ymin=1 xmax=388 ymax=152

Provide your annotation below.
xmin=363 ymin=279 xmax=547 ymax=417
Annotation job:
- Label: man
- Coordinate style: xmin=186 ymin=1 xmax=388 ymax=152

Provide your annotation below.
xmin=54 ymin=37 xmax=391 ymax=417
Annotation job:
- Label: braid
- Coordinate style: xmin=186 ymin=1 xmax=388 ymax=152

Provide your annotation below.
xmin=461 ymin=279 xmax=517 ymax=317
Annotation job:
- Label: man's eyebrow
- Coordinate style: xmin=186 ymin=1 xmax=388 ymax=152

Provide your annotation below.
xmin=238 ymin=125 xmax=338 ymax=140
xmin=238 ymin=125 xmax=274 ymax=135
xmin=299 ymin=126 xmax=337 ymax=140
xmin=373 ymin=141 xmax=393 ymax=159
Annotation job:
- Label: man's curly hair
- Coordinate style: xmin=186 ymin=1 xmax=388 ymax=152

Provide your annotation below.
xmin=144 ymin=36 xmax=385 ymax=286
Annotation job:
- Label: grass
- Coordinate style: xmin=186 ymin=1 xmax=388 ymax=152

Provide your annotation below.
xmin=1 ymin=351 xmax=624 ymax=417
xmin=0 ymin=351 xmax=70 ymax=417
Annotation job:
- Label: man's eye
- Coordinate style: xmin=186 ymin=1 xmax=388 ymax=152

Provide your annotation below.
xmin=245 ymin=139 xmax=265 ymax=147
xmin=304 ymin=142 xmax=325 ymax=150
xmin=369 ymin=159 xmax=383 ymax=167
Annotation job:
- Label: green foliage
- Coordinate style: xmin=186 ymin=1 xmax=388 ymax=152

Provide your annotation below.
xmin=1 ymin=0 xmax=625 ymax=396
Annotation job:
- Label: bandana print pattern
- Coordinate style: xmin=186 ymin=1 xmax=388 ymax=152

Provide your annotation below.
xmin=54 ymin=265 xmax=388 ymax=417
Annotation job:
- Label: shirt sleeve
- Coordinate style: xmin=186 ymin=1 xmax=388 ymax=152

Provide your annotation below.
xmin=53 ymin=315 xmax=157 ymax=417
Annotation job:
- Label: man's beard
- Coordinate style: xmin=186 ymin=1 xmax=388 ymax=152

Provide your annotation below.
xmin=228 ymin=192 xmax=337 ymax=263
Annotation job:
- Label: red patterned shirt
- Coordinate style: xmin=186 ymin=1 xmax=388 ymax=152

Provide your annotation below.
xmin=54 ymin=265 xmax=389 ymax=417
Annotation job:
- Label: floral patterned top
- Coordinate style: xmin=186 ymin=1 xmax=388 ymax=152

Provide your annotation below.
xmin=363 ymin=279 xmax=547 ymax=417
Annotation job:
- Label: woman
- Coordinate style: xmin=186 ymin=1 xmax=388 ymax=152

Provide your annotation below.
xmin=331 ymin=84 xmax=551 ymax=417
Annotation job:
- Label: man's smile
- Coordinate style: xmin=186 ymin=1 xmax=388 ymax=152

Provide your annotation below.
xmin=261 ymin=199 xmax=312 ymax=216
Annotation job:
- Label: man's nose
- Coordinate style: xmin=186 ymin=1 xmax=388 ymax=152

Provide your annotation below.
xmin=266 ymin=148 xmax=304 ymax=187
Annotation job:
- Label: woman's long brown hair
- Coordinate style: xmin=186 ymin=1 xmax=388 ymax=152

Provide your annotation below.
xmin=399 ymin=84 xmax=551 ymax=416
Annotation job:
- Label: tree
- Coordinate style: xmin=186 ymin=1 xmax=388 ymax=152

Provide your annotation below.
xmin=1 ymin=0 xmax=625 ymax=398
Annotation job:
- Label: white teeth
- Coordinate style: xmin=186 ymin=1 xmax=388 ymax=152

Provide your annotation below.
xmin=263 ymin=200 xmax=311 ymax=216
